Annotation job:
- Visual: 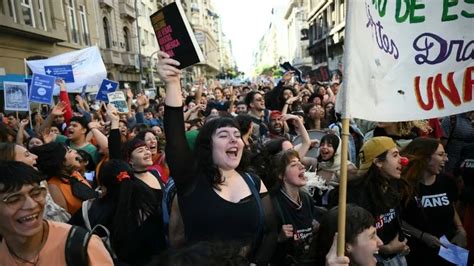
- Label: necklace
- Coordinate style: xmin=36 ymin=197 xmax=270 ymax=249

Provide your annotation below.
xmin=134 ymin=169 xmax=148 ymax=174
xmin=6 ymin=221 xmax=47 ymax=265
xmin=280 ymin=188 xmax=302 ymax=210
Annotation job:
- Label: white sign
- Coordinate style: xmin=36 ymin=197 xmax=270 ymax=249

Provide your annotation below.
xmin=339 ymin=0 xmax=474 ymax=122
xmin=3 ymin=82 xmax=29 ymax=111
xmin=26 ymin=46 xmax=107 ymax=93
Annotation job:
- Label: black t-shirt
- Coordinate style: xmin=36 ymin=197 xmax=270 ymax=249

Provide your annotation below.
xmin=271 ymin=189 xmax=316 ymax=264
xmin=164 ymin=106 xmax=278 ymax=263
xmin=402 ymin=174 xmax=458 ymax=238
xmin=402 ymin=175 xmax=458 ymax=266
xmin=328 ymin=178 xmax=402 ymax=259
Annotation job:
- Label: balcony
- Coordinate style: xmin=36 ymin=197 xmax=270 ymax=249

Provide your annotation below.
xmin=121 ymin=52 xmax=137 ymax=67
xmin=0 ymin=13 xmax=67 ymax=43
xmin=99 ymin=0 xmax=113 ymax=9
xmin=119 ymin=1 xmax=136 ymax=20
xmin=102 ymin=49 xmax=124 ymax=65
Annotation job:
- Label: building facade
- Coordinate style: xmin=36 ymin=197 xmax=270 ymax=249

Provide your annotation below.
xmin=182 ymin=0 xmax=221 ymax=82
xmin=253 ymin=5 xmax=288 ymax=76
xmin=284 ymin=0 xmax=312 ymax=75
xmin=307 ymin=0 xmax=345 ymax=81
xmin=97 ymin=0 xmax=142 ymax=90
xmin=0 ymin=0 xmax=99 ymax=88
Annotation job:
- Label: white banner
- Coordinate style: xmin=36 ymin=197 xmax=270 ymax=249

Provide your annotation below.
xmin=26 ymin=46 xmax=107 ymax=93
xmin=339 ymin=0 xmax=474 ymax=122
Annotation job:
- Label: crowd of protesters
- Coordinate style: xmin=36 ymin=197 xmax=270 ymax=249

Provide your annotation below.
xmin=0 ymin=50 xmax=473 ymax=265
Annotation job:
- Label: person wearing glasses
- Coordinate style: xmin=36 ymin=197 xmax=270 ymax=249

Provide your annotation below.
xmin=0 ymin=142 xmax=70 ymax=222
xmin=0 ymin=161 xmax=113 ymax=265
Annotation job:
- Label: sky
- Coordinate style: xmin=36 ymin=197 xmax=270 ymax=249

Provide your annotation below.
xmin=213 ymin=0 xmax=288 ymax=76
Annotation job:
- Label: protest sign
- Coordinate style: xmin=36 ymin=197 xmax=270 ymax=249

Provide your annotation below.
xmin=26 ymin=46 xmax=106 ymax=93
xmin=107 ymin=91 xmax=129 ymax=114
xmin=339 ymin=0 xmax=474 ymax=122
xmin=44 ymin=65 xmax=75 ymax=83
xmin=3 ymin=82 xmax=29 ymax=111
xmin=96 ymin=79 xmax=118 ymax=102
xmin=29 ymin=73 xmax=55 ymax=104
xmin=24 ymin=78 xmax=32 ymax=95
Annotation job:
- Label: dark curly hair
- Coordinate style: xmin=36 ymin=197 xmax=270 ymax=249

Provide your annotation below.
xmin=194 ymin=117 xmax=247 ymax=189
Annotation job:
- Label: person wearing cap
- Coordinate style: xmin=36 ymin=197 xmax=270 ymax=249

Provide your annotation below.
xmin=267 ymin=111 xmax=290 ymax=140
xmin=329 ymin=136 xmax=410 ymax=265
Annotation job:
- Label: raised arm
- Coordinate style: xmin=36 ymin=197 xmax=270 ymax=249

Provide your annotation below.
xmin=158 ymin=51 xmax=195 ymax=185
xmin=106 ymin=104 xmax=122 ymax=160
xmin=38 ymin=102 xmax=67 ymax=138
xmin=283 ymin=114 xmax=311 ymax=159
xmin=57 ymin=79 xmax=73 ymax=124
xmin=16 ymin=119 xmax=30 ymax=146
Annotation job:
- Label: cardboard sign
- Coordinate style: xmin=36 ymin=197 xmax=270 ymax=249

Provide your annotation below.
xmin=29 ymin=73 xmax=55 ymax=104
xmin=44 ymin=65 xmax=75 ymax=83
xmin=3 ymin=81 xmax=29 ymax=111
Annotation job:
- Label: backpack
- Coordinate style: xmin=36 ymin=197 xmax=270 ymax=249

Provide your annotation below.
xmin=64 ymin=200 xmax=118 ymax=265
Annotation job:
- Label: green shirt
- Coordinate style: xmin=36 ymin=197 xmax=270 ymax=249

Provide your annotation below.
xmin=55 ymin=134 xmax=100 ymax=164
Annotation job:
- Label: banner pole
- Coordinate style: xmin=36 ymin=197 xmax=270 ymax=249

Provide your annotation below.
xmin=337 ymin=117 xmax=350 ymax=255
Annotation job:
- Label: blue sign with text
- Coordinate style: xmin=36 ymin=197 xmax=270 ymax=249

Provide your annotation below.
xmin=44 ymin=65 xmax=75 ymax=83
xmin=24 ymin=78 xmax=32 ymax=95
xmin=30 ymin=74 xmax=55 ymax=104
xmin=96 ymin=79 xmax=118 ymax=102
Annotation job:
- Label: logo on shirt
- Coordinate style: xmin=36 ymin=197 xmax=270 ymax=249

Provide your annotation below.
xmin=418 ymin=193 xmax=450 ymax=208
xmin=375 ymin=208 xmax=396 ymax=229
xmin=460 ymin=159 xmax=474 ymax=169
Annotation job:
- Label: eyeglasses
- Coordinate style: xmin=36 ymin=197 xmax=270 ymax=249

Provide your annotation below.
xmin=1 ymin=186 xmax=47 ymax=209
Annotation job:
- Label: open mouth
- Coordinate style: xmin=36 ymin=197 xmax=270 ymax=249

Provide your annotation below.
xmin=17 ymin=213 xmax=39 ymax=225
xmin=226 ymin=148 xmax=238 ymax=158
xmin=298 ymin=171 xmax=306 ymax=180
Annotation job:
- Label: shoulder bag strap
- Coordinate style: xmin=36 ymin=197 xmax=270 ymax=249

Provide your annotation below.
xmin=81 ymin=199 xmax=93 ymax=231
xmin=242 ymin=172 xmax=265 ymax=260
xmin=65 ymin=225 xmax=92 ymax=266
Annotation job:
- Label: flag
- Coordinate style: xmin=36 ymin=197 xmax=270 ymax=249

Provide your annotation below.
xmin=338 ymin=0 xmax=474 ymax=122
xmin=26 ymin=46 xmax=106 ymax=93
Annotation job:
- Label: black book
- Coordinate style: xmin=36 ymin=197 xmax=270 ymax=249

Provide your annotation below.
xmin=150 ymin=0 xmax=204 ymax=69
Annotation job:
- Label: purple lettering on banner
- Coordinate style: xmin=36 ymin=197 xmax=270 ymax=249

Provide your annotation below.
xmin=365 ymin=4 xmax=399 ymax=59
xmin=413 ymin=32 xmax=474 ymax=65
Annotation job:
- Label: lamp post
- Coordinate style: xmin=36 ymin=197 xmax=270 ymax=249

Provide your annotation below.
xmin=135 ymin=0 xmax=143 ymax=92
xmin=150 ymin=50 xmax=160 ymax=90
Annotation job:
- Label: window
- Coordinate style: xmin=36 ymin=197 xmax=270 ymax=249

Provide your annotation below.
xmin=67 ymin=0 xmax=79 ymax=43
xmin=141 ymin=3 xmax=146 ymax=16
xmin=79 ymin=5 xmax=89 ymax=45
xmin=144 ymin=29 xmax=149 ymax=45
xmin=124 ymin=27 xmax=130 ymax=51
xmin=37 ymin=0 xmax=46 ymax=30
xmin=103 ymin=17 xmax=111 ymax=48
xmin=150 ymin=32 xmax=155 ymax=47
xmin=339 ymin=0 xmax=345 ymax=24
xmin=21 ymin=0 xmax=35 ymax=27
xmin=7 ymin=0 xmax=17 ymax=22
